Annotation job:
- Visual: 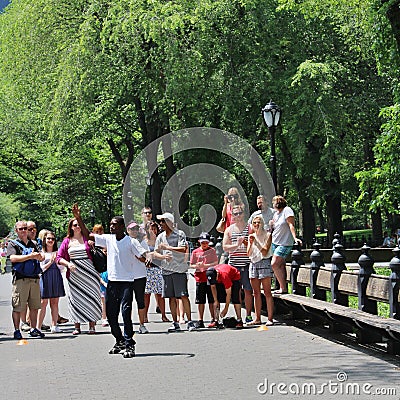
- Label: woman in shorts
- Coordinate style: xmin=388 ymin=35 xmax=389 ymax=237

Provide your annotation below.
xmin=270 ymin=195 xmax=302 ymax=294
xmin=247 ymin=215 xmax=274 ymax=326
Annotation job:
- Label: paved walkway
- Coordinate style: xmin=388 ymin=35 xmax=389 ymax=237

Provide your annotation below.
xmin=0 ymin=271 xmax=399 ymax=400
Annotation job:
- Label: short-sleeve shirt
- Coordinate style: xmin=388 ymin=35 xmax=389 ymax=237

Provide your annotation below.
xmin=190 ymin=246 xmax=218 ymax=283
xmin=155 ymin=230 xmax=187 ymax=274
xmin=271 ymin=206 xmax=295 ymax=246
xmin=215 ymin=264 xmax=241 ymax=289
xmin=7 ymin=239 xmax=40 ymax=279
xmin=95 ymin=234 xmax=147 ymax=281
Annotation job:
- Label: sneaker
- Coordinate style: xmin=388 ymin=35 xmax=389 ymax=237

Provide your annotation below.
xmin=245 ymin=315 xmax=253 ymax=323
xmin=20 ymin=322 xmax=30 ymax=332
xmin=167 ymin=322 xmax=181 ymax=332
xmin=57 ymin=316 xmax=69 ymax=324
xmin=41 ymin=324 xmax=51 ymax=331
xmin=196 ymin=320 xmax=205 ymax=329
xmin=29 ymin=328 xmax=45 ymax=338
xmin=50 ymin=325 xmax=61 ymax=333
xmin=13 ymin=329 xmax=22 ymax=340
xmin=187 ymin=321 xmax=197 ymax=332
xmin=208 ymin=320 xmax=217 ymax=328
xmin=265 ymin=319 xmax=274 ymax=326
xmin=216 ymin=322 xmax=225 ymax=329
xmin=101 ymin=319 xmax=109 ymax=327
xmin=122 ymin=343 xmax=136 ymax=358
xmin=138 ymin=325 xmax=149 ymax=334
xmin=109 ymin=340 xmax=125 ymax=355
xmin=235 ymin=319 xmax=244 ymax=329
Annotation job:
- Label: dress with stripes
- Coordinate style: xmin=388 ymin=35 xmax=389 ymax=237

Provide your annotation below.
xmin=67 ymin=244 xmax=102 ymax=323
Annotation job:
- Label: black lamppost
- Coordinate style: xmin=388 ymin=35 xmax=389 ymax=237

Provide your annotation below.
xmin=89 ymin=209 xmax=95 ymax=228
xmin=262 ymin=100 xmax=281 ymax=194
xmin=145 ymin=174 xmax=154 ymax=211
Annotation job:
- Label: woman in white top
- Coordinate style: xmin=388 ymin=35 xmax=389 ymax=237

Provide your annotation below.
xmin=270 ymin=195 xmax=302 ymax=294
xmin=247 ymin=216 xmax=274 ymax=326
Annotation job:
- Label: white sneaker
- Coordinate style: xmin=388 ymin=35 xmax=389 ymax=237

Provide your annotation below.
xmin=50 ymin=325 xmax=61 ymax=333
xmin=138 ymin=325 xmax=149 ymax=334
xmin=101 ymin=319 xmax=109 ymax=327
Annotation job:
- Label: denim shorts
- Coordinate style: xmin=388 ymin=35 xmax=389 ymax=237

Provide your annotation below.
xmin=249 ymin=258 xmax=273 ymax=279
xmin=272 ymin=243 xmax=293 ymax=258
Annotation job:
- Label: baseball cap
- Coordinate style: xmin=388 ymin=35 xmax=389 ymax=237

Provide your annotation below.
xmin=198 ymin=232 xmax=210 ymax=243
xmin=206 ymin=267 xmax=217 ymax=285
xmin=156 ymin=212 xmax=174 ymax=223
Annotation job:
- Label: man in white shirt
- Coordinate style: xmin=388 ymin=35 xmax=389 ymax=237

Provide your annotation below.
xmin=72 ymin=205 xmax=147 ymax=358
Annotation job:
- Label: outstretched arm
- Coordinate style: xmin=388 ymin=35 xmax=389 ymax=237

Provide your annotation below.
xmin=72 ymin=203 xmax=94 ymax=240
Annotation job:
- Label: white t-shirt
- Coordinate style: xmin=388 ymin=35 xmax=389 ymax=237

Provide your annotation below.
xmin=95 ymin=234 xmax=147 ymax=281
xmin=271 ymin=206 xmax=295 ymax=246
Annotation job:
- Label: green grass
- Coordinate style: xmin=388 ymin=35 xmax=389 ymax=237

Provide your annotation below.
xmin=315 ymin=229 xmax=372 ymax=239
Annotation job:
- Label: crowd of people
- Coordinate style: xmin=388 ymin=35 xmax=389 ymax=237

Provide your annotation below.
xmin=4 ymin=191 xmax=302 ymax=358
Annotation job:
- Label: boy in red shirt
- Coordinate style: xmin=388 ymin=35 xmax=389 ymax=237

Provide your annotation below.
xmin=206 ymin=264 xmax=243 ymax=328
xmin=190 ymin=232 xmax=218 ymax=328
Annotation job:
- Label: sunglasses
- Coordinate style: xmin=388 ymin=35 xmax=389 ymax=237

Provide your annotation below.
xmin=142 ymin=211 xmax=152 ymax=215
xmin=46 ymin=237 xmax=55 ymax=241
xmin=17 ymin=227 xmax=28 ymax=231
xmin=72 ymin=223 xmax=80 ymax=227
xmin=252 ymin=221 xmax=261 ymax=225
xmin=227 ymin=194 xmax=239 ymax=199
xmin=159 ymin=219 xmax=166 ymax=223
xmin=28 ymin=227 xmax=36 ymax=231
xmin=232 ymin=211 xmax=243 ymax=217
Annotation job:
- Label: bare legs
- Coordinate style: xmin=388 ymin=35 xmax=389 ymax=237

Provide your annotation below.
xmin=38 ymin=298 xmax=60 ymax=328
xmin=271 ymin=255 xmax=287 ymax=293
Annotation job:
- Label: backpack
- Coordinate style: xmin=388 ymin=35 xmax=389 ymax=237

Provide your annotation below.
xmin=10 ymin=240 xmax=42 ymax=277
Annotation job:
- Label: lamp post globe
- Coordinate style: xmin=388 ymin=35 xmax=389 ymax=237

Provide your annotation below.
xmin=262 ymin=100 xmax=281 ymax=194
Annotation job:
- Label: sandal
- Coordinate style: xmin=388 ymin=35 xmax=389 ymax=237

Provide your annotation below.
xmin=247 ymin=320 xmax=262 ymax=326
xmin=162 ymin=316 xmax=171 ymax=322
xmin=88 ymin=327 xmax=96 ymax=335
xmin=72 ymin=329 xmax=81 ymax=335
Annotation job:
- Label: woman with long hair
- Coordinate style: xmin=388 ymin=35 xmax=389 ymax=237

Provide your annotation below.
xmin=221 ymin=186 xmax=243 ymax=230
xmin=56 ymin=218 xmax=102 ymax=334
xmin=37 ymin=230 xmax=66 ymax=333
xmin=270 ymin=195 xmax=302 ymax=294
xmin=247 ymin=216 xmax=274 ymax=326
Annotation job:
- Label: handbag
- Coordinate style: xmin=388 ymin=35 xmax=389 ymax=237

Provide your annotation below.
xmin=216 ymin=218 xmax=226 ymax=233
xmin=90 ymin=246 xmax=107 ymax=273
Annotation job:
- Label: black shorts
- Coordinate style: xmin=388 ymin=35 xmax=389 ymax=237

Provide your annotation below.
xmin=230 ymin=280 xmax=241 ymax=304
xmin=195 ymin=282 xmax=215 ymax=304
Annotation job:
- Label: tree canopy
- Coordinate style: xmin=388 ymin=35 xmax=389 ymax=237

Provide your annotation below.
xmin=1 ymin=0 xmax=400 ymax=243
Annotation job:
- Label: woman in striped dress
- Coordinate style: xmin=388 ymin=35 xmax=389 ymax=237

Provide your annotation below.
xmin=57 ymin=218 xmax=102 ymax=335
xmin=222 ymin=203 xmax=253 ymax=326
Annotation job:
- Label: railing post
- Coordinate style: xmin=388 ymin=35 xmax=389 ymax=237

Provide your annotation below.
xmin=331 ymin=243 xmax=348 ymax=306
xmin=291 ymin=242 xmax=306 ymax=296
xmin=389 ymin=247 xmax=400 ymax=319
xmin=357 ymin=244 xmax=377 ymax=314
xmin=310 ymin=242 xmax=326 ymax=300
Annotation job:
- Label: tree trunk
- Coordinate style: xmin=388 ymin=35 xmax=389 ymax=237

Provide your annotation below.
xmin=298 ymin=194 xmax=316 ymax=248
xmin=371 ymin=209 xmax=383 ymax=247
xmin=325 ymin=175 xmax=343 ymax=247
xmin=385 ymin=0 xmax=400 ymax=52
